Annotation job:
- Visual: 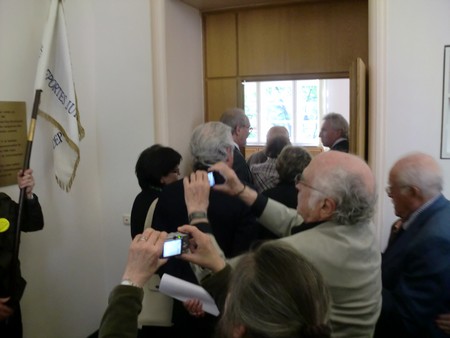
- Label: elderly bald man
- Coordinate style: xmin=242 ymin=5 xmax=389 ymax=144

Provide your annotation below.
xmin=247 ymin=125 xmax=290 ymax=167
xmin=191 ymin=151 xmax=381 ymax=338
xmin=375 ymin=152 xmax=450 ymax=338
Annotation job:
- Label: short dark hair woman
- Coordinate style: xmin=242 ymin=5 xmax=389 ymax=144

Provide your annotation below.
xmin=130 ymin=144 xmax=182 ymax=239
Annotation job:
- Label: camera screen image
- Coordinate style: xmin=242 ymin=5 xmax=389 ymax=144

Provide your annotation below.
xmin=162 ymin=238 xmax=182 ymax=258
xmin=162 ymin=232 xmax=189 ymax=258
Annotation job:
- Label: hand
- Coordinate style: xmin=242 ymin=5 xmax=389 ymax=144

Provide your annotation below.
xmin=436 ymin=313 xmax=450 ymax=335
xmin=208 ymin=162 xmax=244 ymax=196
xmin=178 ymin=224 xmax=226 ymax=273
xmin=17 ymin=169 xmax=35 ymax=199
xmin=209 ymin=162 xmax=258 ymax=206
xmin=0 ymin=297 xmax=14 ymax=321
xmin=121 ymin=229 xmax=168 ymax=287
xmin=183 ymin=171 xmax=210 ymax=215
xmin=183 ymin=299 xmax=205 ymax=318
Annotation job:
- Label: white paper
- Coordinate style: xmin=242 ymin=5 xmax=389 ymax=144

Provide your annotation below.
xmin=159 ymin=274 xmax=220 ymax=316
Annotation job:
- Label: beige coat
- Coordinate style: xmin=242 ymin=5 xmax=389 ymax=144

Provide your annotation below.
xmin=259 ymin=199 xmax=382 ymax=338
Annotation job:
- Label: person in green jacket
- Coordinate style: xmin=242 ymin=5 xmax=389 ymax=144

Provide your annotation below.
xmin=98 ymin=228 xmax=168 ymax=338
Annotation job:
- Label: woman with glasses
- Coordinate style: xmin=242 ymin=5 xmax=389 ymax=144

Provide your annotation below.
xmin=130 ymin=144 xmax=182 ymax=239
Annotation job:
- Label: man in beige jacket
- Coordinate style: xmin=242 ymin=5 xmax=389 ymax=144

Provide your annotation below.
xmin=193 ymin=151 xmax=382 ymax=338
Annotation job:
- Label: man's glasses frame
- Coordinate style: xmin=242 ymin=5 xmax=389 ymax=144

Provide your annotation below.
xmin=295 ymin=173 xmax=325 ymax=194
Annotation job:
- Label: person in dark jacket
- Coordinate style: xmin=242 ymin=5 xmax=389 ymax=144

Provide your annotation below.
xmin=0 ymin=169 xmax=44 ymax=338
xmin=262 ymin=145 xmax=311 ymax=210
xmin=319 ymin=112 xmax=349 ymax=152
xmin=152 ymin=122 xmax=261 ymax=338
xmin=130 ymin=144 xmax=182 ymax=239
xmin=375 ymin=152 xmax=450 ymax=338
xmin=219 ymin=108 xmax=254 ymax=186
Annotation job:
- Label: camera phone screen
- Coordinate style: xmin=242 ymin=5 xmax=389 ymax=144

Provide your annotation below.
xmin=163 ymin=239 xmax=182 ymax=257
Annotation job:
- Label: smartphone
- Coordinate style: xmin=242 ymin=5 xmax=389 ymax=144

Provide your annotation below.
xmin=207 ymin=171 xmax=225 ymax=187
xmin=162 ymin=232 xmax=189 ymax=258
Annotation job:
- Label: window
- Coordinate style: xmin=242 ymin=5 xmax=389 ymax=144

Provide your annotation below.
xmin=243 ymin=79 xmax=349 ymax=146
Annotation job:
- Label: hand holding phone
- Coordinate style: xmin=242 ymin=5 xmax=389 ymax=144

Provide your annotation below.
xmin=207 ymin=171 xmax=225 ymax=187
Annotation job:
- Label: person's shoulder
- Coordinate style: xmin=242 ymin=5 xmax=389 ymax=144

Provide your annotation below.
xmin=247 ymin=150 xmax=266 ymax=164
xmin=0 ymin=192 xmax=13 ymax=201
xmin=160 ymin=180 xmax=184 ymax=195
xmin=250 ymin=162 xmax=264 ymax=173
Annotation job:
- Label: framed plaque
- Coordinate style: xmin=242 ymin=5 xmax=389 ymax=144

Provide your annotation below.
xmin=0 ymin=101 xmax=27 ymax=187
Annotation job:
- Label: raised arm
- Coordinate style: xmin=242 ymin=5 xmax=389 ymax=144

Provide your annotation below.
xmin=209 ymin=162 xmax=258 ymax=206
xmin=98 ymin=229 xmax=167 ymax=338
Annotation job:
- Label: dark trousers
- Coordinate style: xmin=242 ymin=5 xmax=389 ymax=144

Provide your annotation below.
xmin=0 ymin=304 xmax=22 ymax=338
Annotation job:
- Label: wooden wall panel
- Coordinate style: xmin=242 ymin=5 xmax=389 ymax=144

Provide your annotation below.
xmin=204 ymin=12 xmax=237 ymax=77
xmin=206 ymin=78 xmax=238 ymax=120
xmin=238 ymin=1 xmax=368 ymax=76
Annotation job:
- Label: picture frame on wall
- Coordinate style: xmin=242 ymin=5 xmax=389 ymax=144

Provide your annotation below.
xmin=441 ymin=45 xmax=450 ymax=159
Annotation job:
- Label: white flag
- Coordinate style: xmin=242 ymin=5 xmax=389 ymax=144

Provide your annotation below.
xmin=35 ymin=0 xmax=85 ymax=192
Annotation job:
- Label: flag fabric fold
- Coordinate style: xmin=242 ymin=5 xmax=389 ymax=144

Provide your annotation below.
xmin=35 ymin=0 xmax=85 ymax=192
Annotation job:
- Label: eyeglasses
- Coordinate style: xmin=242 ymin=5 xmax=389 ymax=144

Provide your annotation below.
xmin=242 ymin=125 xmax=253 ymax=132
xmin=385 ymin=184 xmax=408 ymax=195
xmin=295 ymin=173 xmax=325 ymax=194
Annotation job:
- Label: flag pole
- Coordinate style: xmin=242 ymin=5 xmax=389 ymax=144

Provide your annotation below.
xmin=7 ymin=0 xmax=58 ymax=302
xmin=8 ymin=90 xmax=42 ymax=303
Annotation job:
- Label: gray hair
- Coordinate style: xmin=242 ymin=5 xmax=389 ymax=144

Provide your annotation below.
xmin=216 ymin=241 xmax=331 ymax=338
xmin=190 ymin=122 xmax=234 ymax=170
xmin=276 ymin=146 xmax=312 ymax=183
xmin=220 ymin=108 xmax=248 ymax=134
xmin=323 ymin=112 xmax=349 ymax=138
xmin=395 ymin=153 xmax=443 ymax=199
xmin=310 ymin=167 xmax=377 ymax=225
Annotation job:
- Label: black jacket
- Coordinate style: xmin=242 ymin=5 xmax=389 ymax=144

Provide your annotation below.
xmin=0 ymin=193 xmax=44 ymax=304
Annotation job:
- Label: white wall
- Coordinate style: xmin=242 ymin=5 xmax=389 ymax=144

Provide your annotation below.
xmin=165 ymin=0 xmax=204 ymax=173
xmin=326 ymin=79 xmax=350 ymax=121
xmin=0 ymin=0 xmax=202 ymax=337
xmin=372 ymin=0 xmax=450 ymax=250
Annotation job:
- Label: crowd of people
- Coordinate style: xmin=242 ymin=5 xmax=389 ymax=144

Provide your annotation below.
xmin=2 ymin=109 xmax=450 ymax=338
xmin=96 ymin=108 xmax=450 ymax=338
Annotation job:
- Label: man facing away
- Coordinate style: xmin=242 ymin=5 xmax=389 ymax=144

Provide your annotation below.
xmin=250 ymin=134 xmax=290 ymax=193
xmin=219 ymin=108 xmax=253 ymax=185
xmin=319 ymin=112 xmax=349 ymax=152
xmin=205 ymin=150 xmax=382 ymax=337
xmin=247 ymin=125 xmax=290 ymax=167
xmin=375 ymin=152 xmax=450 ymax=338
xmin=152 ymin=121 xmax=261 ymax=338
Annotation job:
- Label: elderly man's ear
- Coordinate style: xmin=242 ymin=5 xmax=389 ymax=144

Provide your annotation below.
xmin=225 ymin=146 xmax=234 ymax=168
xmin=320 ymin=197 xmax=336 ymax=220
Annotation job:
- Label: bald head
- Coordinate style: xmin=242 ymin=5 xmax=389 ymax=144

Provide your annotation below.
xmin=390 ymin=152 xmax=442 ymax=199
xmin=305 ymin=151 xmax=376 ymax=225
xmin=312 ymin=151 xmax=375 ymax=193
xmin=266 ymin=126 xmax=290 ymax=143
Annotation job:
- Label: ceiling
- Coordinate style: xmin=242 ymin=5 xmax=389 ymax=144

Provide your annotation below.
xmin=179 ymin=0 xmax=329 ymax=12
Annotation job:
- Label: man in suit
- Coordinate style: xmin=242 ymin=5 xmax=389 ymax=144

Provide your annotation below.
xmin=208 ymin=151 xmax=382 ymax=337
xmin=375 ymin=152 xmax=450 ymax=338
xmin=319 ymin=112 xmax=349 ymax=152
xmin=152 ymin=121 xmax=261 ymax=338
xmin=219 ymin=108 xmax=254 ymax=185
